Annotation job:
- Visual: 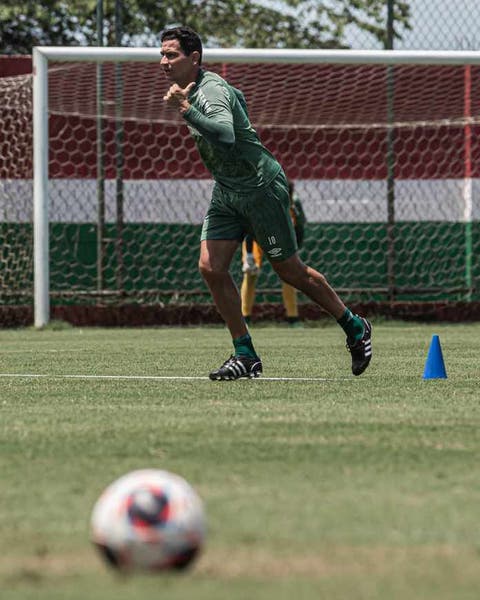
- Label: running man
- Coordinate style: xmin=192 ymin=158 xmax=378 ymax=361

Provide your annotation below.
xmin=161 ymin=26 xmax=372 ymax=380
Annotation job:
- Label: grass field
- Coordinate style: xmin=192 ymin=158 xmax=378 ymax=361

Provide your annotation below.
xmin=1 ymin=321 xmax=479 ymax=600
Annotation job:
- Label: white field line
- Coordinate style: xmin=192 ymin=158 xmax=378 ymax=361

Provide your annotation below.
xmin=0 ymin=373 xmax=351 ymax=383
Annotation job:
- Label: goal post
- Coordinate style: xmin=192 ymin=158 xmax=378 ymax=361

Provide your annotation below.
xmin=25 ymin=47 xmax=480 ymax=326
xmin=32 ymin=49 xmax=49 ymax=328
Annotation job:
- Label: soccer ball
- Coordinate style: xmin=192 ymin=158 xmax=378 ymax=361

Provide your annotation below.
xmin=90 ymin=469 xmax=205 ymax=572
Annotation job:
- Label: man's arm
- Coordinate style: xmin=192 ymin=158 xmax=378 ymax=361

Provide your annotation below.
xmin=183 ymin=105 xmax=235 ymax=148
xmin=164 ymin=82 xmax=235 ymax=149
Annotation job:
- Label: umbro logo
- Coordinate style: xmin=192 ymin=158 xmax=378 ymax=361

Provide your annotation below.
xmin=267 ymin=248 xmax=282 ymax=257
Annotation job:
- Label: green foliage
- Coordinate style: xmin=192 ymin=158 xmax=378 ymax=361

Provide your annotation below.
xmin=0 ymin=1 xmax=96 ymax=53
xmin=0 ymin=0 xmax=411 ymax=53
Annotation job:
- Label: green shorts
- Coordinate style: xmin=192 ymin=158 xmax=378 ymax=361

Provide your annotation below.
xmin=200 ymin=171 xmax=297 ymax=262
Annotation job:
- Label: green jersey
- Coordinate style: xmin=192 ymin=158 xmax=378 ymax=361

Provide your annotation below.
xmin=182 ymin=69 xmax=281 ymax=192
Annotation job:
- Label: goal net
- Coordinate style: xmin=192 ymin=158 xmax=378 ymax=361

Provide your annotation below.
xmin=2 ymin=48 xmax=479 ymax=325
xmin=0 ymin=73 xmax=33 ymax=308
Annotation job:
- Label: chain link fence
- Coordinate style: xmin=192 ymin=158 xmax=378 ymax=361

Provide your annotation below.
xmin=347 ymin=0 xmax=480 ymax=50
xmin=1 ymin=1 xmax=480 ymax=325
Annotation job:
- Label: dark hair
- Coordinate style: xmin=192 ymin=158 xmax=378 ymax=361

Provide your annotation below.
xmin=161 ymin=26 xmax=203 ymax=65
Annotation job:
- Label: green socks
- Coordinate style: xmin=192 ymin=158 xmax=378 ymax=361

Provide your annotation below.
xmin=233 ymin=333 xmax=258 ymax=359
xmin=337 ymin=309 xmax=364 ymax=342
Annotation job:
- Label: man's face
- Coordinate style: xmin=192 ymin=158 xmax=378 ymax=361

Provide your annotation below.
xmin=160 ymin=38 xmax=197 ymax=85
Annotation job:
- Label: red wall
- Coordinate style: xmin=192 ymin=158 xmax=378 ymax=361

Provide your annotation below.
xmin=0 ymin=56 xmax=32 ymax=76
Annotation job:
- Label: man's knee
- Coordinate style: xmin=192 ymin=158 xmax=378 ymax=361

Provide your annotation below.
xmin=199 ymin=240 xmax=238 ymax=279
xmin=199 ymin=258 xmax=227 ymax=280
xmin=272 ymin=254 xmax=304 ymax=283
xmin=198 ymin=258 xmax=212 ymax=278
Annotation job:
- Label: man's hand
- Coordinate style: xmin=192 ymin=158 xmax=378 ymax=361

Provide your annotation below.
xmin=163 ymin=82 xmax=195 ymax=114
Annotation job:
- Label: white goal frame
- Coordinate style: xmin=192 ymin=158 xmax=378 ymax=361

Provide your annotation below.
xmin=33 ymin=46 xmax=480 ymax=327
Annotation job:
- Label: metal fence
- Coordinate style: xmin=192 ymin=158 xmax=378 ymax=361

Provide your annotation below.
xmin=347 ymin=0 xmax=480 ymax=51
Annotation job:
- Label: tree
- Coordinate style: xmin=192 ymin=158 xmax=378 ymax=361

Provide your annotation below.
xmin=0 ymin=1 xmax=411 ymax=54
xmin=0 ymin=2 xmax=95 ymax=53
xmin=156 ymin=1 xmax=411 ymax=49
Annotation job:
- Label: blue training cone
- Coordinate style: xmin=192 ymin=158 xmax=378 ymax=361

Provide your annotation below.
xmin=422 ymin=334 xmax=447 ymax=379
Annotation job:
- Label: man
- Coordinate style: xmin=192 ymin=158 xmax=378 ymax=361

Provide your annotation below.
xmin=161 ymin=26 xmax=372 ymax=381
xmin=241 ymin=180 xmax=307 ymax=326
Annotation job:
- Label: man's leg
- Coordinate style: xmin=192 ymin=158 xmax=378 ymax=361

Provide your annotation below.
xmin=199 ymin=239 xmax=262 ymax=380
xmin=272 ymin=252 xmax=346 ymax=319
xmin=245 ymin=170 xmax=371 ymax=375
xmin=199 ymin=239 xmax=246 ymax=338
xmin=272 ymin=253 xmax=372 ymax=375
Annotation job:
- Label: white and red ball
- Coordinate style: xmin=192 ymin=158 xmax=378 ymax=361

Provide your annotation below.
xmin=91 ymin=469 xmax=205 ymax=572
